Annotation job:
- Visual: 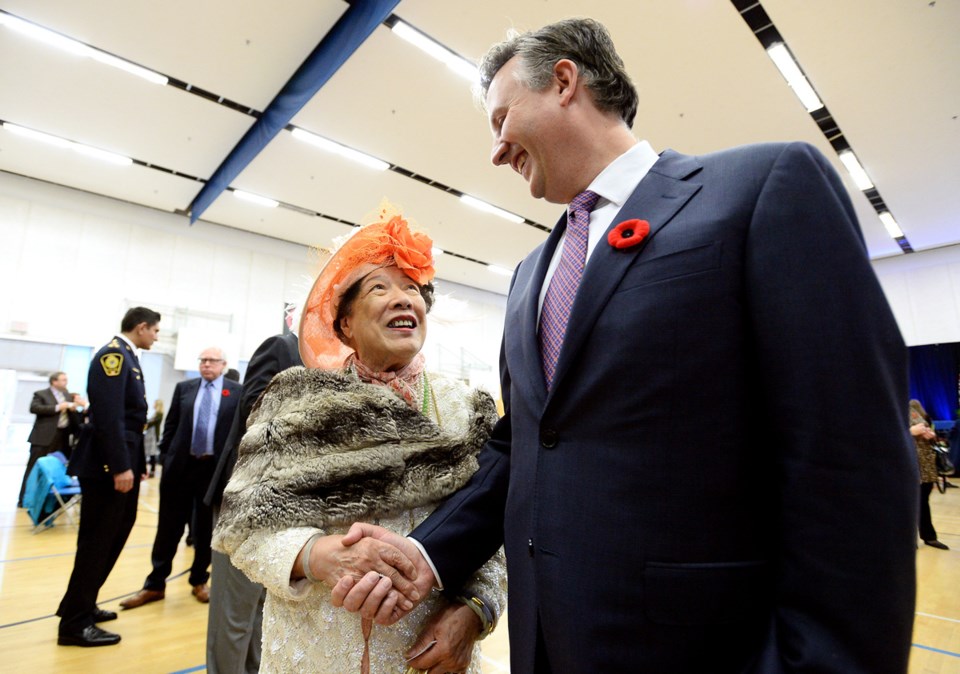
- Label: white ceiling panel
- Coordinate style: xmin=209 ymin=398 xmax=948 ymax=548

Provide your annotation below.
xmin=0 ymin=130 xmax=204 ymax=212
xmin=763 ymin=0 xmax=960 ymax=253
xmin=0 ymin=0 xmax=348 ymax=110
xmin=1 ymin=0 xmax=956 ymax=295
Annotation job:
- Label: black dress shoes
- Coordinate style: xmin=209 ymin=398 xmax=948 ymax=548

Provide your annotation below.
xmin=93 ymin=608 xmax=118 ymax=622
xmin=58 ymin=625 xmax=121 ymax=647
xmin=924 ymin=540 xmax=950 ymax=550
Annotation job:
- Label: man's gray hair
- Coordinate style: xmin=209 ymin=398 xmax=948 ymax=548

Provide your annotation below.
xmin=478 ymin=18 xmax=638 ymax=128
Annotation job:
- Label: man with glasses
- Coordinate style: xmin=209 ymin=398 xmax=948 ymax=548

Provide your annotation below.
xmin=120 ymin=346 xmax=242 ymax=610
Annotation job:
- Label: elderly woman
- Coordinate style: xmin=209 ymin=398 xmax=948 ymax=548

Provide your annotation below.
xmin=214 ymin=211 xmax=506 ymax=674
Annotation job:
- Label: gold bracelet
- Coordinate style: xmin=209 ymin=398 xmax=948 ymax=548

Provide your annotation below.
xmin=456 ymin=594 xmax=495 ymax=640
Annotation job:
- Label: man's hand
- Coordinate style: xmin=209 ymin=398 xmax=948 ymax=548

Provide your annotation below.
xmin=405 ymin=601 xmax=482 ymax=674
xmin=113 ymin=469 xmax=134 ymax=493
xmin=330 ymin=522 xmax=437 ymax=625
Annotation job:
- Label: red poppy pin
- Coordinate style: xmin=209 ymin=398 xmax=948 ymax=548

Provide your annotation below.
xmin=608 ymin=219 xmax=650 ymax=250
xmin=222 ymin=389 xmax=231 ymax=397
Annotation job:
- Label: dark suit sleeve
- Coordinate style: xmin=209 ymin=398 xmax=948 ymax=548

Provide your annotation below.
xmin=743 ymin=143 xmax=915 ymax=672
xmin=205 ymin=334 xmax=298 ymax=507
xmin=236 ymin=335 xmax=290 ymax=424
xmin=29 ymin=390 xmax=57 ymax=416
xmin=158 ymin=382 xmax=184 ymax=458
xmin=412 ymin=301 xmax=517 ymax=591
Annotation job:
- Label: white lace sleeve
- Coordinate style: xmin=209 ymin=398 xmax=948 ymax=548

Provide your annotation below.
xmin=228 ymin=526 xmax=328 ymax=601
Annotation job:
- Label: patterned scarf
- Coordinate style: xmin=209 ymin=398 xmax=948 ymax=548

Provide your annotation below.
xmin=345 ymin=351 xmax=425 ymax=410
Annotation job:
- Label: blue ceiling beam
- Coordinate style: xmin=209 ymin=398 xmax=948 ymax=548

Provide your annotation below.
xmin=188 ymin=0 xmax=400 ymax=223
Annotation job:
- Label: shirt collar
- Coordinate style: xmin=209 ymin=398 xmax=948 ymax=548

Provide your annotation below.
xmin=117 ymin=333 xmax=141 ymax=359
xmin=585 ymin=140 xmax=659 ymax=209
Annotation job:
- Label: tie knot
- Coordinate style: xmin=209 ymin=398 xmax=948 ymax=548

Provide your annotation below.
xmin=569 ymin=190 xmax=600 ymax=216
xmin=205 ymin=381 xmax=214 ymax=388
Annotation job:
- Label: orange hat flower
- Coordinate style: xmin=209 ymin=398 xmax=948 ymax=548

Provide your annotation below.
xmin=299 ymin=209 xmax=435 ymax=370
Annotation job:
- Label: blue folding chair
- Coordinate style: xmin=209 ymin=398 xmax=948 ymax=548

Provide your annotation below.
xmin=23 ymin=451 xmax=82 ymax=533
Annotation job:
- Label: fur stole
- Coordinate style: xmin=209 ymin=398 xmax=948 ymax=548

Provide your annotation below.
xmin=214 ymin=367 xmax=497 ymax=553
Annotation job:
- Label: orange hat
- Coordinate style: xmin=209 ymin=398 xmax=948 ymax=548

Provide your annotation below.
xmin=299 ymin=211 xmax=435 ymax=369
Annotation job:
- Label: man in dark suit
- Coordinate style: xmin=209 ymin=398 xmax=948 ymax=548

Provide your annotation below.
xmin=17 ymin=371 xmax=87 ymax=507
xmin=121 ymin=346 xmax=241 ymax=610
xmin=204 ymin=331 xmax=301 ymax=674
xmin=57 ymin=306 xmax=161 ymax=647
xmin=334 ymin=18 xmax=917 ymax=673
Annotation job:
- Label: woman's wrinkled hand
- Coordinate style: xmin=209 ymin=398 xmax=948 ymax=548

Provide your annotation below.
xmin=404 ymin=601 xmax=482 ymax=674
xmin=303 ymin=535 xmax=421 ymax=617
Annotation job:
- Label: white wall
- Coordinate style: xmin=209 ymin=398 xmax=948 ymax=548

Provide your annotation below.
xmin=873 ymin=244 xmax=960 ymax=347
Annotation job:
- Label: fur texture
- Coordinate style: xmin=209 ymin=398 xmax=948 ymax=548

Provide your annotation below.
xmin=214 ymin=367 xmax=497 ymax=552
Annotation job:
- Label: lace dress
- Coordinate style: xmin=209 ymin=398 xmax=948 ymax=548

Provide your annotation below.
xmin=226 ymin=373 xmax=506 ymax=673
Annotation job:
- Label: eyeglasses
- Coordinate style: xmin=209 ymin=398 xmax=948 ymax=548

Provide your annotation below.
xmin=198 ymin=358 xmax=224 ymax=365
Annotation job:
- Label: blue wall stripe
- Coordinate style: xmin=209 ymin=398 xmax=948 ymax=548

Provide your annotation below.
xmin=188 ymin=0 xmax=401 ymax=223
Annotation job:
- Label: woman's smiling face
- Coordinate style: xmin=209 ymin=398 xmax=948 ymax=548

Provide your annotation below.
xmin=338 ymin=265 xmax=427 ymax=372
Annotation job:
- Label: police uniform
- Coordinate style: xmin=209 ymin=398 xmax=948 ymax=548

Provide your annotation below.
xmin=57 ymin=336 xmax=148 ymax=638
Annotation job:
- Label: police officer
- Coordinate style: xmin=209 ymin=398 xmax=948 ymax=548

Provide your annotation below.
xmin=56 ymin=306 xmax=161 ymax=647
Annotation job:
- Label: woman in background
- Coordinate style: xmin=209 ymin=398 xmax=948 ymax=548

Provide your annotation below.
xmin=144 ymin=398 xmax=163 ymax=478
xmin=910 ymin=399 xmax=949 ymax=550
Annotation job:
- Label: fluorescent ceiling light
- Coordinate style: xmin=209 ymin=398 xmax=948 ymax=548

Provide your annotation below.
xmin=879 ymin=212 xmax=904 ymax=239
xmin=0 ymin=11 xmax=167 ymax=85
xmin=460 ymin=194 xmax=524 ymax=224
xmin=487 ymin=264 xmax=514 ymax=277
xmin=2 ymin=122 xmax=71 ymax=149
xmin=90 ymin=51 xmax=168 ymax=85
xmin=2 ymin=122 xmax=132 ymax=165
xmin=431 ymin=246 xmax=445 ymax=257
xmin=391 ymin=21 xmax=479 ymax=83
xmin=838 ymin=150 xmax=874 ymax=191
xmin=766 ymin=43 xmax=823 ymax=112
xmin=290 ymin=128 xmax=389 ymax=171
xmin=233 ymin=190 xmax=279 ymax=208
xmin=73 ymin=144 xmax=133 ymax=166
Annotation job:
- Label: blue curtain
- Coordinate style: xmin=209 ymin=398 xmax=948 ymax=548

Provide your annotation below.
xmin=908 ymin=343 xmax=960 ymax=421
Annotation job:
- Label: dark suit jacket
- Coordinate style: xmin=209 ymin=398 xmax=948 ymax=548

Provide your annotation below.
xmin=413 ymin=143 xmax=917 ymax=673
xmin=205 ymin=332 xmax=301 ymax=506
xmin=159 ymin=376 xmax=242 ymax=482
xmin=27 ymin=388 xmax=81 ymax=447
xmin=70 ymin=336 xmax=148 ymax=480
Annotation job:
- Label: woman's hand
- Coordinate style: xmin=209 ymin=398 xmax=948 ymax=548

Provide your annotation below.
xmin=295 ymin=534 xmax=420 ymax=617
xmin=404 ymin=602 xmax=482 ymax=674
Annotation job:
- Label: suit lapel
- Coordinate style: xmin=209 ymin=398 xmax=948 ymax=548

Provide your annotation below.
xmin=546 ymin=151 xmax=703 ymax=402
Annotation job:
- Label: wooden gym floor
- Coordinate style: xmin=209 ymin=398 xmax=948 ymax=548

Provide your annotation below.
xmin=0 ymin=436 xmax=957 ymax=673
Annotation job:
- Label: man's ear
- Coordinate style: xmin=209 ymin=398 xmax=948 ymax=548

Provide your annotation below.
xmin=553 ymin=59 xmax=580 ymax=105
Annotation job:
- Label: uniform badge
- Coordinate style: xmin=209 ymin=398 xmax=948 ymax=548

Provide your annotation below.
xmin=100 ymin=353 xmax=123 ymax=376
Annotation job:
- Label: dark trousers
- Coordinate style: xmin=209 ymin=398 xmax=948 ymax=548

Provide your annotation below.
xmin=58 ymin=476 xmax=140 ymax=634
xmin=920 ymin=481 xmax=938 ymax=542
xmin=17 ymin=429 xmax=68 ymax=506
xmin=145 ymin=457 xmax=216 ymax=589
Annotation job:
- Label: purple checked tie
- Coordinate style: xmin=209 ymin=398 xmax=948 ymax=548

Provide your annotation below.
xmin=539 ymin=189 xmax=601 ymax=389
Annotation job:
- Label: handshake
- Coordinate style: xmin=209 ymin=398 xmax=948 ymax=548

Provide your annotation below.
xmin=303 ymin=522 xmax=436 ymax=625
